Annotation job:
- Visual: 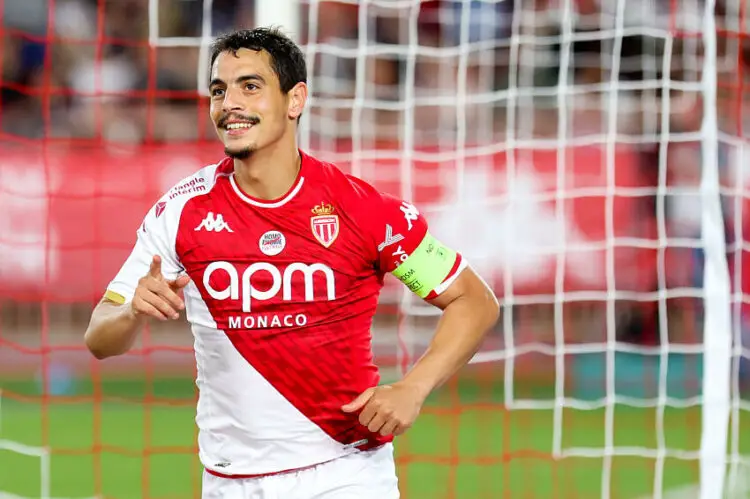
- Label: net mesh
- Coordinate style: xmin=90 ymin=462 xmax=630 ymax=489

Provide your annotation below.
xmin=1 ymin=0 xmax=750 ymax=497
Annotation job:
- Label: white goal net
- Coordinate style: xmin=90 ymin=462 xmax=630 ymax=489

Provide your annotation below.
xmin=2 ymin=0 xmax=750 ymax=497
xmin=272 ymin=0 xmax=750 ymax=497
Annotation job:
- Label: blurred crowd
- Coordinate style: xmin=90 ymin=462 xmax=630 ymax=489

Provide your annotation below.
xmin=3 ymin=0 xmax=746 ymax=143
xmin=2 ymin=0 xmax=750 ymax=352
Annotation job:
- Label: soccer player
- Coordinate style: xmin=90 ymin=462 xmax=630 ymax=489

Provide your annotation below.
xmin=84 ymin=27 xmax=499 ymax=499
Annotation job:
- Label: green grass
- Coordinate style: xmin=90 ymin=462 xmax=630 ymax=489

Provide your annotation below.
xmin=0 ymin=374 xmax=748 ymax=499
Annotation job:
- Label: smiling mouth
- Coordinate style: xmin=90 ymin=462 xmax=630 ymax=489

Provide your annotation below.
xmin=225 ymin=122 xmax=254 ymax=131
xmin=220 ymin=114 xmax=260 ymax=130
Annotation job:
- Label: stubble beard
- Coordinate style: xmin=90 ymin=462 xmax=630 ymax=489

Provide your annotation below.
xmin=225 ymin=145 xmax=255 ymax=159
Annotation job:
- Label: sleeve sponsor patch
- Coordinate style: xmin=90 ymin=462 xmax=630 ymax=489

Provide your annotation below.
xmin=391 ymin=232 xmax=457 ymax=298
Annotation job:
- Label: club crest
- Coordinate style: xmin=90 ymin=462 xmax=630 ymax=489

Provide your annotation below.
xmin=310 ymin=202 xmax=339 ymax=248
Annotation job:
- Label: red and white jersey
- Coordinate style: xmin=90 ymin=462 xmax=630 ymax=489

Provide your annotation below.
xmin=106 ymin=150 xmax=466 ymax=476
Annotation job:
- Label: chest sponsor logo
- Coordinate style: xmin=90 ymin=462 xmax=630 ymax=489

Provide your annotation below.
xmin=202 ymin=261 xmax=337 ymax=329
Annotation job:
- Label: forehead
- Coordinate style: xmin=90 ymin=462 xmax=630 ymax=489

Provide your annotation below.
xmin=211 ymin=48 xmax=276 ymax=82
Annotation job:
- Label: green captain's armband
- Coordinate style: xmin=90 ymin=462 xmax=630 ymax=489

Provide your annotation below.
xmin=391 ymin=232 xmax=457 ymax=298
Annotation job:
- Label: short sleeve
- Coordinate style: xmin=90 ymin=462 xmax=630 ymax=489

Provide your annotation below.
xmin=370 ymin=193 xmax=467 ymax=300
xmin=104 ymin=199 xmax=183 ymax=304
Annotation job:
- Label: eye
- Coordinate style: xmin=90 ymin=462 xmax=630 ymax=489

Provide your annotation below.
xmin=210 ymin=88 xmax=224 ymax=97
xmin=245 ymin=83 xmax=258 ymax=91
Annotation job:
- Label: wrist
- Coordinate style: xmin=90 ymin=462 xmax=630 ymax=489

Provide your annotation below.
xmin=124 ymin=301 xmax=144 ymax=323
xmin=398 ymin=375 xmax=434 ymax=402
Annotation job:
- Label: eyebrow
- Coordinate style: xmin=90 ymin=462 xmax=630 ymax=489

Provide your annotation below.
xmin=209 ymin=74 xmax=266 ymax=89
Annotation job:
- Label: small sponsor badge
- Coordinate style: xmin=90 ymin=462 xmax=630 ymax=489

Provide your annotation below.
xmin=259 ymin=230 xmax=286 ymax=256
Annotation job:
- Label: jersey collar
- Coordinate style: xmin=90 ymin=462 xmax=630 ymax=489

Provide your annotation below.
xmin=225 ymin=150 xmax=308 ymax=208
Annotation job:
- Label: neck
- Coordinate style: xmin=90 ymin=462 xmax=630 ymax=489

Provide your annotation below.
xmin=232 ymin=135 xmax=301 ymax=201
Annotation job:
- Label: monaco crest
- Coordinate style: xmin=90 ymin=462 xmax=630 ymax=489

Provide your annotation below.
xmin=310 ymin=202 xmax=339 ymax=248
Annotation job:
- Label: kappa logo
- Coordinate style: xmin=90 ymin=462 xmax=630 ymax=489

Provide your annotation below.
xmin=310 ymin=202 xmax=339 ymax=248
xmin=400 ymin=201 xmax=419 ymax=230
xmin=195 ymin=212 xmax=234 ymax=233
xmin=377 ymin=224 xmax=404 ymax=252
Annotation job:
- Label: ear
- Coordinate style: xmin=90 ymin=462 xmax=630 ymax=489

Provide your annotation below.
xmin=287 ymin=82 xmax=308 ymax=121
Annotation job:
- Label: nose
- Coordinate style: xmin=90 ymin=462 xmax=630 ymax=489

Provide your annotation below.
xmin=221 ymin=86 xmax=243 ymax=112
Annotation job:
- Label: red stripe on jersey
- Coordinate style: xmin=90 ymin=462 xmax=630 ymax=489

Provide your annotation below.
xmin=221 ymin=317 xmax=392 ymax=451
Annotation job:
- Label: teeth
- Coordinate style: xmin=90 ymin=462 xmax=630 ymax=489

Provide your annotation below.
xmin=226 ymin=123 xmax=253 ymax=130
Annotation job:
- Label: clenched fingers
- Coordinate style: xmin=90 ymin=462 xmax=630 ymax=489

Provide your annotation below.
xmin=134 ymin=291 xmax=179 ymax=320
xmin=378 ymin=419 xmax=400 ymax=437
xmin=366 ymin=411 xmax=390 ymax=433
xmin=358 ymin=402 xmax=379 ymax=428
xmin=144 ymin=278 xmax=185 ymax=311
xmin=132 ymin=276 xmax=184 ymax=320
xmin=132 ymin=297 xmax=169 ymax=321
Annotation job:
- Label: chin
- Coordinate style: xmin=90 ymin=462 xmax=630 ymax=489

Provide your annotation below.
xmin=225 ymin=147 xmax=254 ymax=159
xmin=224 ymin=142 xmax=257 ymax=159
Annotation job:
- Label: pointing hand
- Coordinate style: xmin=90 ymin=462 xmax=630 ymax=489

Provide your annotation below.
xmin=130 ymin=255 xmax=191 ymax=321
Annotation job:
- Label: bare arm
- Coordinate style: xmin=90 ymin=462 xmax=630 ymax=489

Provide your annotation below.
xmin=340 ymin=192 xmax=498 ymax=437
xmin=342 ymin=267 xmax=499 ymax=436
xmin=84 ymin=298 xmax=145 ymax=359
xmin=400 ymin=267 xmax=499 ymax=398
xmin=84 ymin=255 xmax=190 ymax=360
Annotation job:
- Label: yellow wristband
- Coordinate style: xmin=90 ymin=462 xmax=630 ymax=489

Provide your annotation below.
xmin=104 ymin=289 xmax=126 ymax=304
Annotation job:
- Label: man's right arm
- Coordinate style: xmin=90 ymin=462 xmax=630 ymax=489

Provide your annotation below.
xmin=84 ymin=298 xmax=146 ymax=360
xmin=84 ymin=255 xmax=190 ymax=359
xmin=84 ymin=192 xmax=189 ymax=360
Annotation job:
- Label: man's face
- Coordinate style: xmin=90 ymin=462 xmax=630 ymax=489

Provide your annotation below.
xmin=209 ymin=49 xmax=290 ymax=159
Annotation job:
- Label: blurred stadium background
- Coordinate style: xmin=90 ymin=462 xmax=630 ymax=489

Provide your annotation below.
xmin=2 ymin=0 xmax=750 ymax=497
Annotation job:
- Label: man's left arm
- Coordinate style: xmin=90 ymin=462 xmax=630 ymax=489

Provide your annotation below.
xmin=342 ymin=195 xmax=499 ymax=437
xmin=402 ymin=267 xmax=500 ymax=399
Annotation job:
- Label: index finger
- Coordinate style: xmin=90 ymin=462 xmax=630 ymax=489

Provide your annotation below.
xmin=148 ymin=255 xmax=163 ymax=279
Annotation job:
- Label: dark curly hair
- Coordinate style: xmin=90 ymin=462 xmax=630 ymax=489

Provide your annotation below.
xmin=208 ymin=27 xmax=307 ymax=93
